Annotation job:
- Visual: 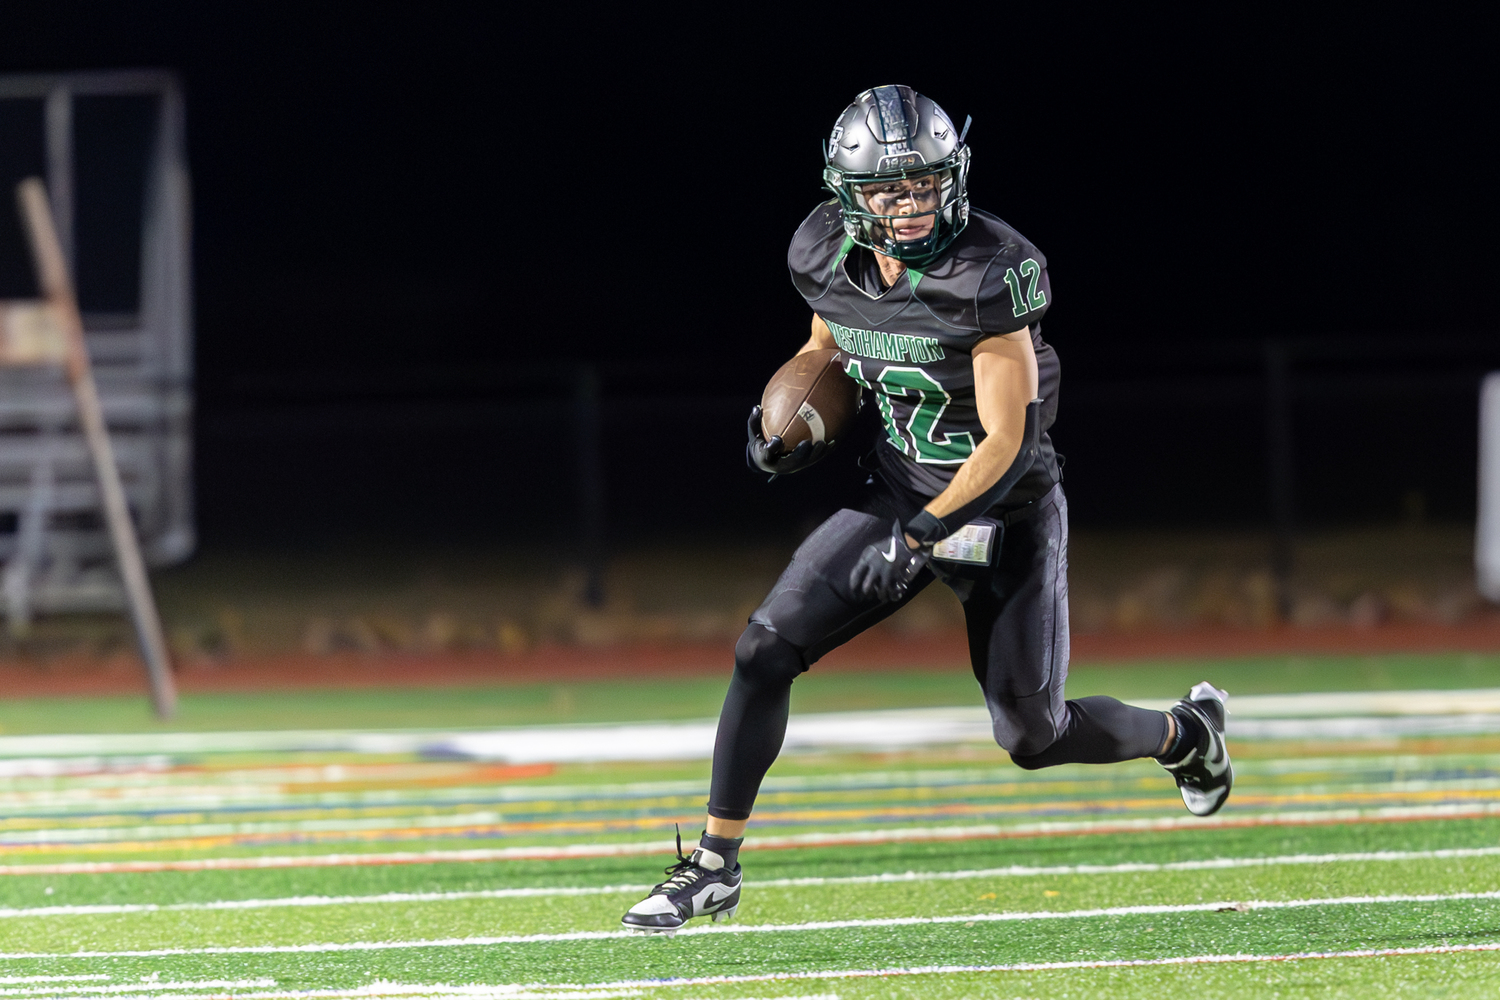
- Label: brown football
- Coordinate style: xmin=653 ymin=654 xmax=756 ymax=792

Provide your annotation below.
xmin=760 ymin=348 xmax=861 ymax=454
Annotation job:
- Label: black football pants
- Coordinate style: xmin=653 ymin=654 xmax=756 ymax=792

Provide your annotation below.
xmin=706 ymin=482 xmax=1170 ymax=821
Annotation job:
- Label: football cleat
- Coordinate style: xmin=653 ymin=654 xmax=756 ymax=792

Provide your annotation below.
xmin=1161 ymin=681 xmax=1234 ymax=817
xmin=621 ymin=830 xmax=742 ymax=934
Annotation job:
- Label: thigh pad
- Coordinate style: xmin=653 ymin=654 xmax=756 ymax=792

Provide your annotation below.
xmin=750 ymin=509 xmax=892 ymax=652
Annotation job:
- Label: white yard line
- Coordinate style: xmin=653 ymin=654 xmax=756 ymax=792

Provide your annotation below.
xmin=4 ymin=801 xmax=1499 ymax=876
xmin=2 ymin=845 xmax=1497 ymax=918
xmin=0 ymin=889 xmax=1495 ymax=958
xmin=3 ymin=689 xmax=1500 ymax=765
xmin=90 ymin=944 xmax=1500 ymax=998
xmin=0 ymin=981 xmax=274 ymax=997
xmin=110 ymin=991 xmax=833 ymax=1000
xmin=0 ymin=995 xmax=645 ymax=1000
xmin=527 ymin=941 xmax=1500 ymax=992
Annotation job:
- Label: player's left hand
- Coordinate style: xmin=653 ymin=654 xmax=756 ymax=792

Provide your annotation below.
xmin=746 ymin=405 xmax=827 ymax=477
xmin=849 ymin=520 xmax=930 ymax=603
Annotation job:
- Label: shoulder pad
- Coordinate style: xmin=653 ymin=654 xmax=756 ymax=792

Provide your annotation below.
xmin=787 ymin=201 xmax=848 ymax=303
xmin=967 ymin=210 xmax=1051 ymax=335
xmin=902 ymin=210 xmax=1049 ymax=335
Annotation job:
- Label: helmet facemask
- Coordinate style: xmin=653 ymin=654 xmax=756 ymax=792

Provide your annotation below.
xmin=836 ymin=160 xmax=969 ymax=267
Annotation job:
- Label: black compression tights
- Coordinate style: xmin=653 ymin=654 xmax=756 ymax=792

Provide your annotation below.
xmin=705 ymin=628 xmax=1171 ymax=820
xmin=1006 ymin=695 xmax=1170 ymax=770
xmin=707 ymin=625 xmax=803 ymax=821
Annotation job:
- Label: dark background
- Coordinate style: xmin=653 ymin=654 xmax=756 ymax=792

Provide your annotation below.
xmin=1 ymin=6 xmax=1496 ymax=549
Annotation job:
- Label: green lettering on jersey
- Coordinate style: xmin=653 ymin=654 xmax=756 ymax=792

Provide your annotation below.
xmin=824 ymin=320 xmax=945 ymax=364
xmin=1002 ymin=268 xmax=1026 ymax=317
xmin=876 ymin=366 xmax=976 ymax=464
xmin=1020 ymin=258 xmax=1047 ymax=310
xmin=858 ymin=365 xmax=972 ymax=464
xmin=846 ymin=357 xmax=974 ymax=464
xmin=1003 ymin=259 xmax=1048 ymax=318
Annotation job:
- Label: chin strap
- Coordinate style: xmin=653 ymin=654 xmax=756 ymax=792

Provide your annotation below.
xmin=905 ymin=398 xmax=1042 ymax=547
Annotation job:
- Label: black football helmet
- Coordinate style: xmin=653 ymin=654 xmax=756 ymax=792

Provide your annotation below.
xmin=823 ymin=85 xmax=971 ymax=268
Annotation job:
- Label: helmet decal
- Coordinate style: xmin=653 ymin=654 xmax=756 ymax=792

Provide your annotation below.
xmin=869 ymin=85 xmax=914 ymax=145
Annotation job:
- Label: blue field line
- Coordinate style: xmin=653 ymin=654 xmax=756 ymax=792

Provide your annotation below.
xmin=7 ymin=780 xmax=1487 ymax=833
xmin=4 ymin=773 xmax=1500 ymax=829
xmin=14 ymin=793 xmax=1500 ymax=850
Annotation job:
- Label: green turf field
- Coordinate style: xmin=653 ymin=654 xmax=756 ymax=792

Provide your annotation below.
xmin=0 ymin=653 xmax=1498 ymax=997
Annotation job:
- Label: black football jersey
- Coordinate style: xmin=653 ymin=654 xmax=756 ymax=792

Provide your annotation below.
xmin=787 ymin=201 xmax=1062 ymax=504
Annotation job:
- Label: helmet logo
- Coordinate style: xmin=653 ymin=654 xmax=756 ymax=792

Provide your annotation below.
xmin=827 ymin=125 xmax=844 ymax=160
xmin=875 ymin=151 xmax=926 ymax=172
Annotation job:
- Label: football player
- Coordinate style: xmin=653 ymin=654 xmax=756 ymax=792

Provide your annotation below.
xmin=621 ymin=85 xmax=1232 ymax=933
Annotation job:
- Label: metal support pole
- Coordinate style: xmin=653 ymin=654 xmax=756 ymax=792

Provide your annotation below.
xmin=1263 ymin=340 xmax=1296 ymax=620
xmin=575 ymin=365 xmax=605 ymax=608
xmin=16 ymin=178 xmax=177 ymax=717
xmin=1479 ymin=373 xmax=1500 ymax=603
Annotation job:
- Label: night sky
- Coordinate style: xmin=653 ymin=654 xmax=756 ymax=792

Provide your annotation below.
xmin=1 ymin=7 xmax=1496 ymax=543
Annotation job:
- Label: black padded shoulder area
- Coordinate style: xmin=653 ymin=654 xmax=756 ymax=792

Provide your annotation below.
xmin=915 ymin=209 xmax=1051 ymax=336
xmin=787 ymin=201 xmax=848 ymax=304
xmin=786 ymin=202 xmax=1052 ymax=337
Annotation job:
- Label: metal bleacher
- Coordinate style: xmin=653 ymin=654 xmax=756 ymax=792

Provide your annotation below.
xmin=0 ymin=70 xmax=192 ymax=631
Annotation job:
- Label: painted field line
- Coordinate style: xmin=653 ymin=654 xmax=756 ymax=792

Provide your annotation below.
xmin=0 ymin=980 xmax=275 ymax=997
xmin=5 ymin=845 xmax=1499 ymax=918
xmin=68 ymin=988 xmax=835 ymax=1000
xmin=536 ymin=941 xmax=1500 ymax=992
xmin=1 ymin=890 xmax=1496 ymax=958
xmin=41 ymin=949 xmax=1496 ymax=1000
xmin=10 ymin=785 xmax=1500 ymax=849
xmin=6 ymin=799 xmax=1500 ymax=877
xmin=145 ymin=991 xmax=829 ymax=1000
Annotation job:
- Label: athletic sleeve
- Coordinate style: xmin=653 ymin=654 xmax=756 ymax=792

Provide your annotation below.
xmin=975 ymin=251 xmax=1052 ymax=335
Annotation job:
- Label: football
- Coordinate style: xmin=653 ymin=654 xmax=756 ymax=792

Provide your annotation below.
xmin=760 ymin=348 xmax=861 ymax=453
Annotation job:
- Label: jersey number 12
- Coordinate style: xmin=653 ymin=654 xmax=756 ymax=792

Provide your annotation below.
xmin=845 ymin=360 xmax=975 ymax=464
xmin=1002 ymin=258 xmax=1047 ymax=318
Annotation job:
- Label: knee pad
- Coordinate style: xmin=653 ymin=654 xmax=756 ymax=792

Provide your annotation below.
xmin=733 ymin=624 xmax=806 ymax=689
xmin=1007 ymin=747 xmax=1053 ymax=770
xmin=989 ymin=696 xmax=1060 ymax=763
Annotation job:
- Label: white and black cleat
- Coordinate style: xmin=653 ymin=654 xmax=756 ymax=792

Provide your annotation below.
xmin=1161 ymin=681 xmax=1233 ymax=817
xmin=621 ymin=832 xmax=742 ymax=934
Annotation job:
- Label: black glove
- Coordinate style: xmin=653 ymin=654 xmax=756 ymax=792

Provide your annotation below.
xmin=849 ymin=519 xmax=930 ymax=603
xmin=746 ymin=405 xmax=826 ymax=477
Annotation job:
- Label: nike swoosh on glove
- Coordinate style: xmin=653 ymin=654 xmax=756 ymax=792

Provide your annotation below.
xmin=746 ymin=405 xmax=827 ymax=477
xmin=849 ymin=520 xmax=930 ymax=603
